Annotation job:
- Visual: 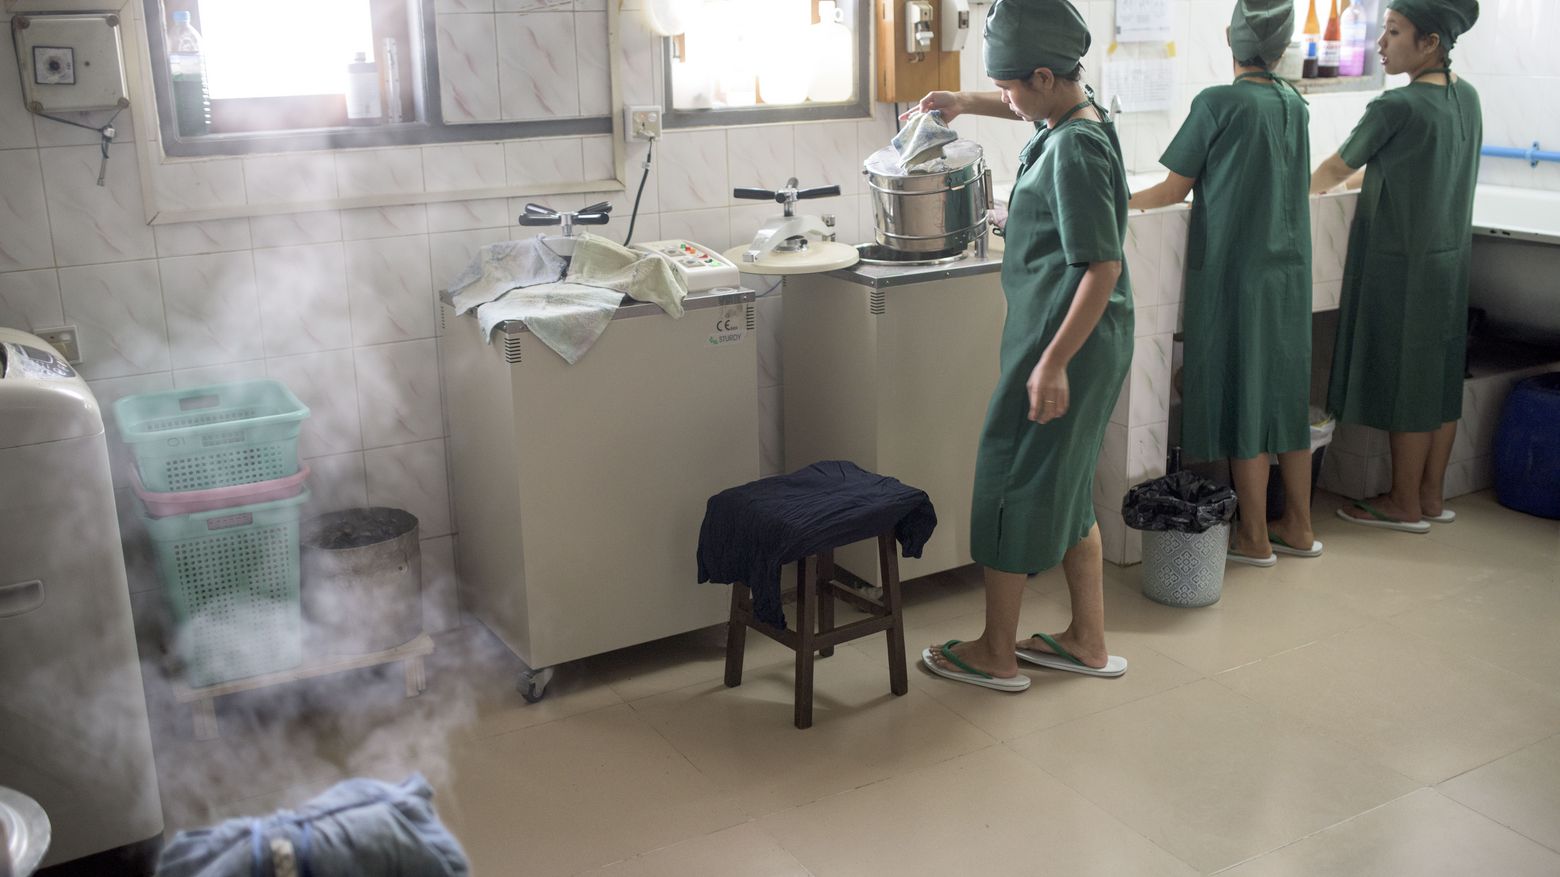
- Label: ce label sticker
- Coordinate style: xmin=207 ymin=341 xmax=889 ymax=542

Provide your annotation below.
xmin=707 ymin=305 xmax=747 ymax=347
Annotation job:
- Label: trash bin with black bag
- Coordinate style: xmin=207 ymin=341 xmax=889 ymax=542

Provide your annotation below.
xmin=1122 ymin=467 xmax=1238 ymax=607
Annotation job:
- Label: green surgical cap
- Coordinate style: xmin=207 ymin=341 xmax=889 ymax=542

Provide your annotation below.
xmin=1229 ymin=0 xmax=1295 ymax=66
xmin=1389 ymin=0 xmax=1479 ymax=49
xmin=984 ymin=0 xmax=1091 ymax=81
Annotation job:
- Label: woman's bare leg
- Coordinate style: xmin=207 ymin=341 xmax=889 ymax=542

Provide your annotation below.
xmin=1230 ymin=455 xmax=1273 ymax=558
xmin=1016 ymin=524 xmax=1109 ymax=668
xmin=1340 ymin=430 xmax=1432 ymax=522
xmin=927 ymin=566 xmax=1025 ymax=678
xmin=1269 ymin=448 xmax=1317 ymax=549
xmin=1420 ymin=421 xmax=1458 ymax=516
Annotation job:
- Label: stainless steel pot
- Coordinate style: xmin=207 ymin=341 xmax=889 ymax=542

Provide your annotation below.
xmin=865 ymin=153 xmax=992 ymax=254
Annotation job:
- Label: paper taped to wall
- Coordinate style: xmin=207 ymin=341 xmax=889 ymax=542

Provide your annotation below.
xmin=1115 ymin=0 xmax=1173 ymax=43
xmin=1104 ymin=58 xmax=1175 ymax=113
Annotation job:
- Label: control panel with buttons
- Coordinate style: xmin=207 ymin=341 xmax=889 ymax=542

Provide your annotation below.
xmin=629 ymin=240 xmax=742 ymax=293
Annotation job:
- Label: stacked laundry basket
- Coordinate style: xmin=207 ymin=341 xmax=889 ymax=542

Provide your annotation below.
xmin=116 ymin=380 xmax=311 ymax=687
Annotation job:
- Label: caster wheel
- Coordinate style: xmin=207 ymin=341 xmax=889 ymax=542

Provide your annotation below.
xmin=517 ymin=667 xmax=554 ymax=703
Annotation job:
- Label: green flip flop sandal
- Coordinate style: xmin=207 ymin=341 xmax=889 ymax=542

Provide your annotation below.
xmin=921 ymin=639 xmax=1029 ymax=692
xmin=1015 ymin=633 xmax=1127 ymax=678
xmin=1269 ymin=532 xmax=1324 ymax=557
xmin=1336 ymin=501 xmax=1430 ymax=533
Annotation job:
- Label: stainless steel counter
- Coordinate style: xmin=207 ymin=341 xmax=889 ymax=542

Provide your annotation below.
xmin=822 ymin=251 xmax=1004 ymax=290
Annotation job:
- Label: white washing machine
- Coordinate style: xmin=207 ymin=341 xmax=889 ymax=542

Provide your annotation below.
xmin=0 ymin=327 xmax=163 ymax=871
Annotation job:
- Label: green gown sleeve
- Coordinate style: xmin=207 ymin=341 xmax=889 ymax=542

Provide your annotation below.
xmin=1159 ymin=92 xmax=1220 ymax=180
xmin=1048 ymin=138 xmax=1124 ymax=266
xmin=1339 ymin=92 xmax=1410 ymax=168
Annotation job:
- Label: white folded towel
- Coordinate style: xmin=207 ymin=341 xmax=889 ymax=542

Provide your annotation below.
xmin=446 ymin=238 xmax=567 ymax=315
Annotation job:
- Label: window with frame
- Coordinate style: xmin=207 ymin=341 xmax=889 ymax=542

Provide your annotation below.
xmin=657 ymin=0 xmax=870 ymax=129
xmin=146 ymin=0 xmax=612 ymax=156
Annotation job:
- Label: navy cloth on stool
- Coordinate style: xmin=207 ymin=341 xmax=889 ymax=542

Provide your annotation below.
xmin=697 ymin=460 xmax=937 ymax=728
xmin=696 ymin=460 xmax=937 ymax=628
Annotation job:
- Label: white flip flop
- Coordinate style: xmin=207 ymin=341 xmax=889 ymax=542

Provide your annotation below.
xmin=921 ymin=642 xmax=1030 ymax=692
xmin=1336 ymin=501 xmax=1431 ymax=533
xmin=1425 ymin=509 xmax=1456 ymax=523
xmin=1227 ymin=550 xmax=1277 ymax=567
xmin=1015 ymin=633 xmax=1128 ymax=678
xmin=1269 ymin=534 xmax=1324 ymax=558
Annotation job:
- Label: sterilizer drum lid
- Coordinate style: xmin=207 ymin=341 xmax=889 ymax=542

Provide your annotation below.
xmin=0 ymin=785 xmax=51 ymax=877
xmin=722 ymin=240 xmax=860 ymax=275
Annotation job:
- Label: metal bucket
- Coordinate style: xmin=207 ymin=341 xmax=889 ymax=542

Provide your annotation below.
xmin=301 ymin=507 xmax=423 ymax=656
xmin=865 ymin=153 xmax=992 ymax=254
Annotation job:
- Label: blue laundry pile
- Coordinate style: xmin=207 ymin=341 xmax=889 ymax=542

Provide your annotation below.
xmin=156 ymin=775 xmax=468 ymax=877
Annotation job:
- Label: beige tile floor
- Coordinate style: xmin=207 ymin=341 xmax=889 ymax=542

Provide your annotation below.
xmin=144 ymin=491 xmax=1560 ymax=875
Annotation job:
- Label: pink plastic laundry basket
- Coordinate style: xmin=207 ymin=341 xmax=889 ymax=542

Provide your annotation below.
xmin=131 ymin=464 xmax=311 ymax=518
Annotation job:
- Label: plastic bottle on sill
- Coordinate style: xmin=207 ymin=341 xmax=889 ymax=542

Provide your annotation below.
xmin=346 ymin=52 xmax=383 ymax=125
xmin=167 ymin=11 xmax=210 ymax=137
xmin=1339 ymin=0 xmax=1369 ymax=77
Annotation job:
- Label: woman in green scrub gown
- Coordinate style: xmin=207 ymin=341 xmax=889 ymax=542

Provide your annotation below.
xmin=1130 ymin=0 xmax=1320 ymax=565
xmin=910 ymin=0 xmax=1134 ymax=691
xmin=1311 ymin=0 xmax=1481 ymax=533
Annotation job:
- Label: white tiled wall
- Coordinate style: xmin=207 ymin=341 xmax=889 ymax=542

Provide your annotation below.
xmin=1457 ymin=0 xmax=1560 ymax=191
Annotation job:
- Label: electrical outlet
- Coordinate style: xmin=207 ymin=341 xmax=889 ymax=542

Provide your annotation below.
xmin=625 ymin=105 xmax=662 ymax=141
xmin=36 ymin=325 xmax=82 ymax=364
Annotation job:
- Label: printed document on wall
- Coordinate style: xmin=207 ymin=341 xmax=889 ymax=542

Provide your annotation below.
xmin=1115 ymin=0 xmax=1172 ymax=43
xmin=1103 ymin=58 xmax=1175 ymax=113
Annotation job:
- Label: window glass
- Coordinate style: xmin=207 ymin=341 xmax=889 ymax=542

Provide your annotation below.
xmin=199 ymin=0 xmax=376 ymax=100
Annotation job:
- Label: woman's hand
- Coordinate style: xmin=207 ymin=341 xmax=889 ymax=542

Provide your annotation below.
xmin=900 ymin=91 xmax=965 ymax=122
xmin=1027 ymin=355 xmax=1070 ymax=423
xmin=988 ymin=206 xmax=1009 ymax=232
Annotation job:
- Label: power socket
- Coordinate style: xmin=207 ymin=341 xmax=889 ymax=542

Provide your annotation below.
xmin=625 ymin=105 xmax=662 ymax=141
xmin=36 ymin=325 xmax=82 ymax=364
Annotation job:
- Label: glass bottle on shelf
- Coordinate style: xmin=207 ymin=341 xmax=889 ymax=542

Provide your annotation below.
xmin=1301 ymin=0 xmax=1322 ymax=79
xmin=1319 ymin=0 xmax=1342 ymax=78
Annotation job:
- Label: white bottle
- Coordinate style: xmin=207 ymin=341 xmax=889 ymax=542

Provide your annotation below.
xmin=346 ymin=51 xmax=382 ymax=125
xmin=167 ymin=11 xmax=210 ymax=137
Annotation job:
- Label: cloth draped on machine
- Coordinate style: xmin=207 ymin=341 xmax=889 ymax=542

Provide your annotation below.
xmin=447 ymin=233 xmax=691 ymax=364
xmin=156 ymin=775 xmax=469 ymax=877
xmin=696 ymin=461 xmax=938 ymax=628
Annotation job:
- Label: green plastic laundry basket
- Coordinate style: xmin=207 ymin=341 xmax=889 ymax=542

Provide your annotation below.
xmin=115 ymin=380 xmax=309 ymax=492
xmin=143 ymin=491 xmax=309 ymax=687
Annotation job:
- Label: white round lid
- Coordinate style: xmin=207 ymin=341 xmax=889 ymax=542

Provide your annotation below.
xmin=0 ymin=327 xmax=102 ymax=449
xmin=0 ymin=786 xmax=50 ymax=877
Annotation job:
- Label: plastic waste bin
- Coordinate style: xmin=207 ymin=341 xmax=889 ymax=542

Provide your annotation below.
xmin=1493 ymin=373 xmax=1560 ymax=519
xmin=1124 ymin=470 xmax=1238 ymax=608
xmin=1266 ymin=407 xmax=1336 ymax=521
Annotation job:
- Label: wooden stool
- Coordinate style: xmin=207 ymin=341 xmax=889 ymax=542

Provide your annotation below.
xmin=724 ymin=532 xmax=908 ymax=729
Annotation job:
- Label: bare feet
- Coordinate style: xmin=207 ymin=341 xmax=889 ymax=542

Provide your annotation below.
xmin=1340 ymin=494 xmax=1422 ymax=524
xmin=925 ymin=639 xmax=1021 ymax=678
xmin=1420 ymin=488 xmax=1446 ymax=518
xmin=1229 ymin=530 xmax=1274 ymax=561
xmin=1015 ymin=630 xmax=1109 ymax=670
xmin=1268 ymin=519 xmax=1316 ymax=551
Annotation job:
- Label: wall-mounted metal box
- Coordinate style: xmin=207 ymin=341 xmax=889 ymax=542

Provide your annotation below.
xmin=10 ymin=13 xmax=129 ymax=113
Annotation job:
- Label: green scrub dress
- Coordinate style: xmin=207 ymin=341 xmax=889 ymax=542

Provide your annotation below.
xmin=1328 ymin=72 xmax=1482 ymax=433
xmin=970 ymin=104 xmax=1135 ymax=575
xmin=1160 ymin=73 xmax=1312 ymax=461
